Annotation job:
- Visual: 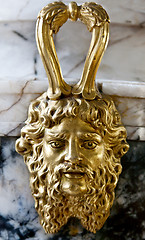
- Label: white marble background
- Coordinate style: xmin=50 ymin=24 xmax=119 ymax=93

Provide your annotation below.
xmin=1 ymin=20 xmax=145 ymax=82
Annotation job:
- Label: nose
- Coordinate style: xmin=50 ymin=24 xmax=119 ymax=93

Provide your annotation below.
xmin=64 ymin=137 xmax=81 ymax=162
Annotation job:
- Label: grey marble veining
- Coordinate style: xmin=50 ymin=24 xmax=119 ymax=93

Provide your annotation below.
xmin=1 ymin=21 xmax=145 ymax=82
xmin=0 ymin=79 xmax=145 ymax=139
xmin=0 ymin=138 xmax=145 ymax=240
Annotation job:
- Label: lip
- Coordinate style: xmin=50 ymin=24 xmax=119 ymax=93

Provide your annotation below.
xmin=63 ymin=172 xmax=85 ymax=179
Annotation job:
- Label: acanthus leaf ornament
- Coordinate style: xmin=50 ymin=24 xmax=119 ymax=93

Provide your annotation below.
xmin=16 ymin=1 xmax=129 ymax=235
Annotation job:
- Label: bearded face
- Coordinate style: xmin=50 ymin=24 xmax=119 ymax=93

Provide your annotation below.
xmin=29 ymin=117 xmax=122 ymax=233
xmin=16 ymin=95 xmax=129 ymax=234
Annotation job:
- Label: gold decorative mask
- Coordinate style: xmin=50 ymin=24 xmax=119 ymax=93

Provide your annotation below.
xmin=15 ymin=1 xmax=129 ymax=234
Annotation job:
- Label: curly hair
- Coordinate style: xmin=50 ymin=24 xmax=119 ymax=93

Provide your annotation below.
xmin=16 ymin=92 xmax=128 ymax=160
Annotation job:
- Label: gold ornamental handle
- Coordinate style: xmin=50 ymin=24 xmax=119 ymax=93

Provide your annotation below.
xmin=36 ymin=1 xmax=110 ymax=100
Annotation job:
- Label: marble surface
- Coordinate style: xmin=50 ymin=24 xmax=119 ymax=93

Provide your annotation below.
xmin=0 ymin=22 xmax=37 ymax=79
xmin=0 ymin=19 xmax=145 ymax=139
xmin=0 ymin=21 xmax=145 ymax=83
xmin=0 ymin=0 xmax=145 ymax=26
xmin=0 ymin=138 xmax=145 ymax=240
xmin=0 ymin=79 xmax=145 ymax=139
xmin=56 ymin=22 xmax=145 ymax=83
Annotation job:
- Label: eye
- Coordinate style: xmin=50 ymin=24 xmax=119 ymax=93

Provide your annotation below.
xmin=82 ymin=140 xmax=97 ymax=149
xmin=48 ymin=140 xmax=65 ymax=149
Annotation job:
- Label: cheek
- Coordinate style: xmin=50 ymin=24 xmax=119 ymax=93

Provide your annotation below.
xmin=82 ymin=145 xmax=105 ymax=167
xmin=42 ymin=143 xmax=65 ymax=166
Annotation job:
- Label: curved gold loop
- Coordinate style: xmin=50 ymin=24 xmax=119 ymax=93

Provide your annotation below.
xmin=72 ymin=2 xmax=110 ymax=99
xmin=36 ymin=2 xmax=110 ymax=100
xmin=36 ymin=2 xmax=71 ymax=99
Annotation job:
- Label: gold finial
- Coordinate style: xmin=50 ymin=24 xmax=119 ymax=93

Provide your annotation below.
xmin=68 ymin=2 xmax=79 ymax=21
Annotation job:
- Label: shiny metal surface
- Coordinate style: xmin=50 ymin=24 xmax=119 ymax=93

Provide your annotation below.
xmin=15 ymin=1 xmax=129 ymax=234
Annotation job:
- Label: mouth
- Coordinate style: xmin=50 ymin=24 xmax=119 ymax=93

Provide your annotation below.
xmin=63 ymin=171 xmax=85 ymax=179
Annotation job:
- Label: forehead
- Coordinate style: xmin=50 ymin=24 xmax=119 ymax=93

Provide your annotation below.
xmin=45 ymin=117 xmax=99 ymax=137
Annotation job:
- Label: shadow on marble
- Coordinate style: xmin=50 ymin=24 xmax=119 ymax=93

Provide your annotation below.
xmin=0 ymin=139 xmax=145 ymax=240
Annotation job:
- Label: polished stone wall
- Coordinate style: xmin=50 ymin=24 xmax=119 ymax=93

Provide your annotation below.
xmin=0 ymin=139 xmax=145 ymax=240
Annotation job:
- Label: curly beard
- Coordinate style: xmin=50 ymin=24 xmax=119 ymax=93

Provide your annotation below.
xmin=29 ymin=149 xmax=121 ymax=234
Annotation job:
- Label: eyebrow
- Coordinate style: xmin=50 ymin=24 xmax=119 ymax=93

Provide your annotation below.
xmin=79 ymin=133 xmax=102 ymax=142
xmin=45 ymin=132 xmax=102 ymax=142
xmin=44 ymin=132 xmax=68 ymax=140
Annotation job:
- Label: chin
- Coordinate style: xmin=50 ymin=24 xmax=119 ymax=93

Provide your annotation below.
xmin=60 ymin=174 xmax=88 ymax=195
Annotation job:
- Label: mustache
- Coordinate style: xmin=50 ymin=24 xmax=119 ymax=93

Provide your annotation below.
xmin=47 ymin=163 xmax=97 ymax=198
xmin=46 ymin=162 xmax=97 ymax=195
xmin=52 ymin=162 xmax=95 ymax=179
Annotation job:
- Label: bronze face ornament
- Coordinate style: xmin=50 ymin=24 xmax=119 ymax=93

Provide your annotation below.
xmin=15 ymin=1 xmax=129 ymax=234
